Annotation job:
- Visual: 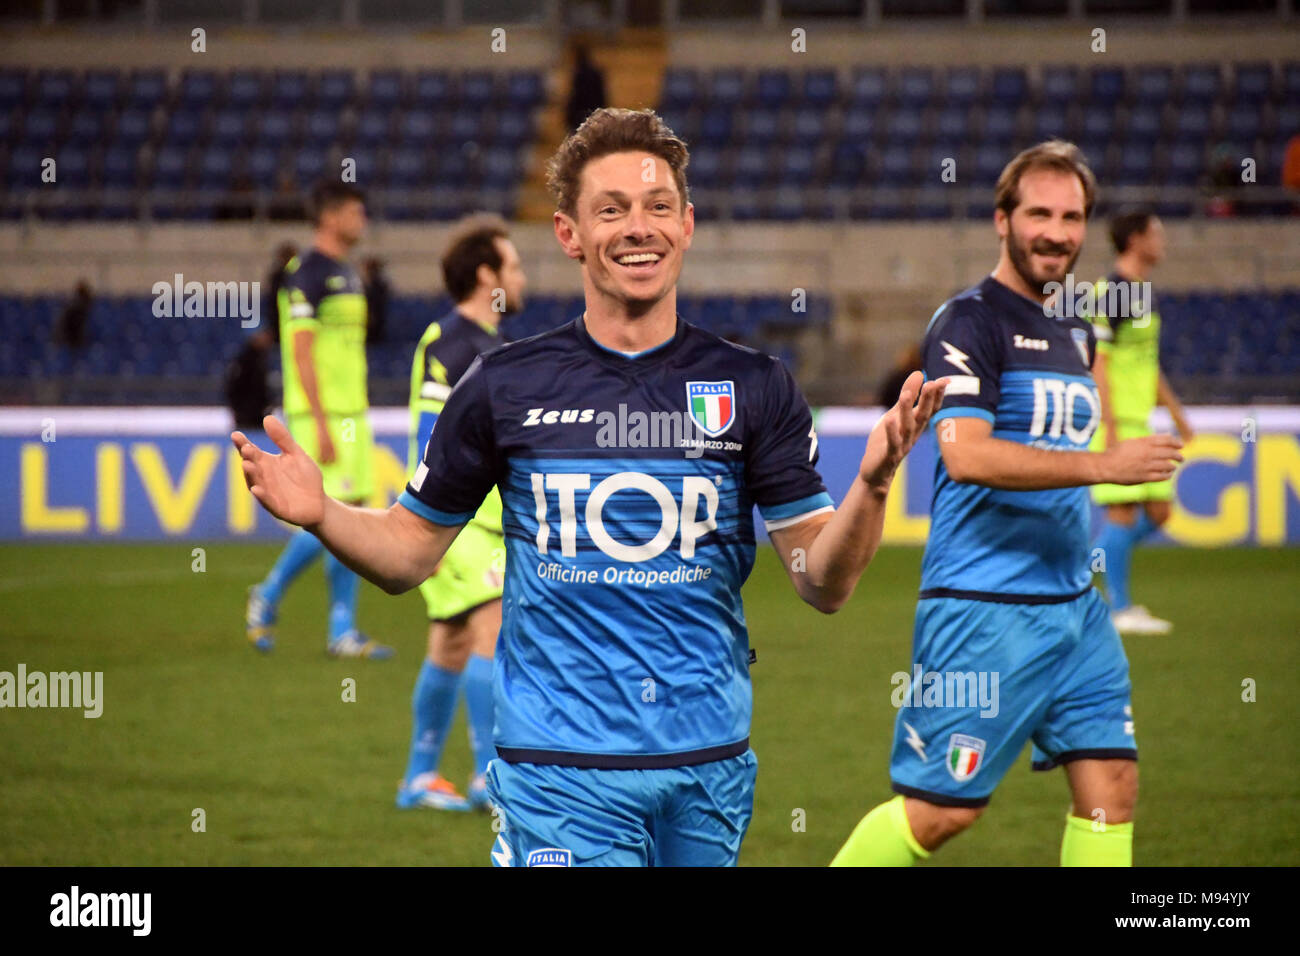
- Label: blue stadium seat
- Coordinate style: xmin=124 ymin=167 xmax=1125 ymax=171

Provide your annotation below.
xmin=689 ymin=147 xmax=723 ymax=188
xmin=506 ymin=71 xmax=543 ymax=109
xmin=226 ymin=71 xmax=265 ymax=108
xmin=399 ymin=110 xmax=437 ymax=144
xmin=35 ymin=69 xmax=75 ymax=108
xmin=942 ymin=67 xmax=981 ymax=107
xmin=483 ymin=148 xmax=518 ymax=188
xmin=1089 ymin=67 xmax=1125 ymax=105
xmin=101 ymin=145 xmax=139 ymax=187
xmin=778 ymin=146 xmax=815 ymax=186
xmin=151 ymin=146 xmax=189 ymax=188
xmin=661 ymin=69 xmax=699 ymax=110
xmin=1132 ymin=66 xmax=1173 ymax=104
xmin=317 ymin=69 xmax=355 ymax=107
xmin=254 ymin=110 xmax=293 ymax=146
xmin=699 ymin=109 xmax=734 ymax=145
xmin=449 ymin=111 xmax=486 ymax=142
xmin=990 ymin=68 xmax=1027 ymax=106
xmin=294 ymin=148 xmax=326 ymax=182
xmin=801 ymin=70 xmax=838 ymax=108
xmin=745 ymin=109 xmax=781 ymax=145
xmin=460 ymin=71 xmax=496 ymax=108
xmin=829 ymin=143 xmax=865 ymax=187
xmin=270 ymin=71 xmax=309 ymax=109
xmin=790 ymin=110 xmax=827 ymax=143
xmin=212 ymin=108 xmax=250 ymax=143
xmin=1127 ymin=104 xmax=1162 ymax=141
xmin=178 ymin=70 xmax=219 ymax=107
xmin=304 ymin=109 xmax=341 ymax=145
xmin=1165 ymin=142 xmax=1203 ymax=185
xmin=983 ymin=105 xmax=1018 ymax=143
xmin=733 ymin=146 xmax=769 ymax=189
xmin=840 ymin=106 xmax=878 ymax=144
xmin=1173 ymin=105 xmax=1211 ymax=139
xmin=754 ymin=70 xmax=793 ymax=109
xmin=886 ymin=109 xmax=924 ymax=145
xmin=387 ymin=147 xmax=427 ymax=186
xmin=1282 ymin=62 xmax=1300 ymax=100
xmin=22 ymin=108 xmax=59 ymax=146
xmin=245 ymin=146 xmax=279 ymax=181
xmin=849 ymin=68 xmax=887 ymax=108
xmin=1032 ymin=105 xmax=1067 ymax=140
xmin=1233 ymin=62 xmax=1273 ymax=100
xmin=0 ymin=69 xmax=27 ymax=110
xmin=1040 ymin=66 xmax=1078 ymax=106
xmin=367 ymin=70 xmax=404 ymax=108
xmin=1180 ymin=64 xmax=1222 ymax=104
xmin=1082 ymin=105 xmax=1115 ymax=139
xmin=413 ymin=70 xmax=453 ymax=107
xmin=164 ymin=107 xmax=205 ymax=143
xmin=197 ymin=148 xmax=233 ymax=187
xmin=84 ymin=70 xmax=121 ymax=107
xmin=896 ymin=68 xmax=935 ymax=109
xmin=353 ymin=108 xmax=393 ymax=145
xmin=66 ymin=109 xmax=106 ymax=144
xmin=709 ymin=69 xmax=746 ymax=107
xmin=1115 ymin=144 xmax=1154 ymax=186
xmin=114 ymin=108 xmax=152 ymax=145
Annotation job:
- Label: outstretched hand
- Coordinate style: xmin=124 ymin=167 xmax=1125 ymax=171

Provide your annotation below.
xmin=231 ymin=415 xmax=327 ymax=529
xmin=860 ymin=371 xmax=949 ymax=492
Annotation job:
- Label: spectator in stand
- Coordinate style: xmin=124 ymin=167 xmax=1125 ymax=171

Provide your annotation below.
xmin=565 ymin=44 xmax=607 ymax=134
xmin=53 ymin=280 xmax=93 ymax=349
xmin=878 ymin=342 xmax=924 ymax=408
xmin=263 ymin=241 xmax=298 ymax=345
xmin=363 ymin=256 xmax=390 ymax=346
xmin=225 ymin=327 xmax=275 ymax=432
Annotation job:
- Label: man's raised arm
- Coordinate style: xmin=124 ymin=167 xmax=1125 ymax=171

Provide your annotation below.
xmin=232 ymin=416 xmax=461 ymax=594
xmin=771 ymin=371 xmax=948 ymax=614
xmin=938 ymin=415 xmax=1182 ymax=490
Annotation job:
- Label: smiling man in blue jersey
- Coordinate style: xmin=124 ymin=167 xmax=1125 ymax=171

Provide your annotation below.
xmin=831 ymin=142 xmax=1184 ymax=868
xmin=396 ymin=214 xmax=526 ymax=812
xmin=232 ymin=107 xmax=948 ymax=867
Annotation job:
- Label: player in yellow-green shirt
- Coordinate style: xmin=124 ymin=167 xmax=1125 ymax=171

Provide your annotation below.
xmin=245 ymin=183 xmax=393 ymax=660
xmin=396 ymin=214 xmax=527 ymax=812
xmin=1090 ymin=208 xmax=1194 ymax=636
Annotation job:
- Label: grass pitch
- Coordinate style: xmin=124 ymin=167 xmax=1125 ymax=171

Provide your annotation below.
xmin=1 ymin=543 xmax=1296 ymax=866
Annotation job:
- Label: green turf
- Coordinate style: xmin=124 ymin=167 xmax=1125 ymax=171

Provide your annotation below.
xmin=0 ymin=543 xmax=1296 ymax=866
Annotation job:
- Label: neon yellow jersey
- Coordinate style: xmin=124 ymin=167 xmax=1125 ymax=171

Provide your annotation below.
xmin=1092 ymin=273 xmax=1161 ymax=426
xmin=408 ymin=311 xmax=503 ymax=532
xmin=278 ymin=250 xmax=368 ymax=416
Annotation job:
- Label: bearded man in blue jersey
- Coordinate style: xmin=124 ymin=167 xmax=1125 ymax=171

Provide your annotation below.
xmin=232 ymin=108 xmax=948 ymax=867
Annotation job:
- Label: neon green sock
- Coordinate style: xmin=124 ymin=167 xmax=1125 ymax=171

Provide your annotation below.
xmin=830 ymin=795 xmax=931 ymax=867
xmin=1060 ymin=813 xmax=1134 ymax=866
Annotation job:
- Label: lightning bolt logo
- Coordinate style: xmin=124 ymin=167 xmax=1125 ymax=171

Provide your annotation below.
xmin=940 ymin=340 xmax=974 ymax=376
xmin=904 ymin=721 xmax=927 ymax=761
xmin=491 ymin=833 xmax=513 ymax=867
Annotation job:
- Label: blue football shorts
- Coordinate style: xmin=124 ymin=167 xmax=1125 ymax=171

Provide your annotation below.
xmin=889 ymin=587 xmax=1136 ymax=808
xmin=485 ymin=749 xmax=758 ymax=867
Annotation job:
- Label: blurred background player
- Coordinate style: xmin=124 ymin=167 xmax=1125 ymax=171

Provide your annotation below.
xmin=244 ymin=182 xmax=393 ymax=660
xmin=1090 ymin=208 xmax=1195 ymax=636
xmin=396 ymin=214 xmax=526 ymax=811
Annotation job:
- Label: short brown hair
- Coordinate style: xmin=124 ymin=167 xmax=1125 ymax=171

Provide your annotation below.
xmin=994 ymin=140 xmax=1097 ymax=219
xmin=546 ymin=108 xmax=690 ymax=218
xmin=441 ymin=212 xmax=510 ymax=303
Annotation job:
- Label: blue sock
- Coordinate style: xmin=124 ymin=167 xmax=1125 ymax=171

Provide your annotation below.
xmin=259 ymin=529 xmax=323 ymax=607
xmin=1132 ymin=511 xmax=1157 ymax=542
xmin=1096 ymin=519 xmax=1137 ymax=611
xmin=323 ymin=552 xmax=359 ymax=643
xmin=464 ymin=654 xmax=496 ymax=778
xmin=403 ymin=660 xmax=463 ymax=785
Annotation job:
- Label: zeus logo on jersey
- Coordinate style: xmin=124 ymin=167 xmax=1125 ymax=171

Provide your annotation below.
xmin=531 ymin=472 xmax=718 ymax=561
xmin=524 ymin=408 xmax=596 ymax=426
xmin=1029 ymin=378 xmax=1100 ymax=443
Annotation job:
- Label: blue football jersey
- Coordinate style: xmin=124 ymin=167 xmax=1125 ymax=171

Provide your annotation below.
xmin=921 ymin=276 xmax=1100 ymax=601
xmin=400 ymin=316 xmax=833 ymax=768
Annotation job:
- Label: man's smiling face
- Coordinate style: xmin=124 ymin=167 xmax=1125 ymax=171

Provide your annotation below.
xmin=557 ymin=151 xmax=694 ymax=312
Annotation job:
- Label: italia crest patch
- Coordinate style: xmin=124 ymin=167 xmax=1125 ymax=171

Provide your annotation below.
xmin=526 ymin=847 xmax=572 ymax=867
xmin=1071 ymin=327 xmax=1091 ymax=369
xmin=946 ymin=733 xmax=986 ymax=782
xmin=686 ymin=381 xmax=735 ymax=438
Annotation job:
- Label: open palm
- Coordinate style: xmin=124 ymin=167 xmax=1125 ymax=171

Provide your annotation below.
xmin=860 ymin=371 xmax=949 ymax=489
xmin=231 ymin=416 xmax=327 ymax=528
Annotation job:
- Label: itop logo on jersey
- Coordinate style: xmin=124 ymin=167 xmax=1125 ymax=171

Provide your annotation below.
xmin=2 ymin=406 xmax=1299 ymax=545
